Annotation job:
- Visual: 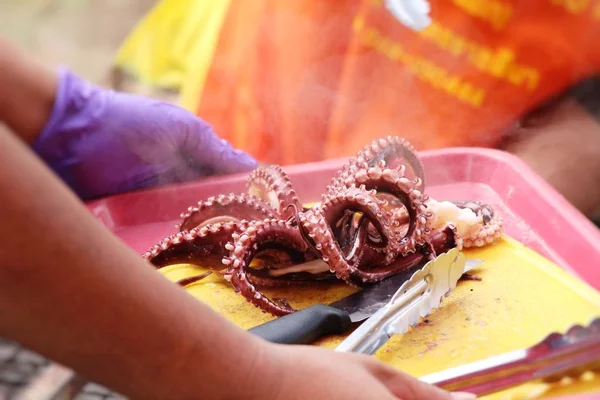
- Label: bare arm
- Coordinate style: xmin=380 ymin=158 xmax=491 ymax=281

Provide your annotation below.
xmin=0 ymin=37 xmax=58 ymax=145
xmin=0 ymin=127 xmax=263 ymax=398
xmin=501 ymin=96 xmax=600 ymax=217
xmin=0 ymin=43 xmax=263 ymax=399
xmin=0 ymin=131 xmax=459 ymax=400
xmin=0 ymin=36 xmax=463 ymax=400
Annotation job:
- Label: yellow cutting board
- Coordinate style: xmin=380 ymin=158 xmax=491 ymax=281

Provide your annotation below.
xmin=158 ymin=234 xmax=600 ymax=399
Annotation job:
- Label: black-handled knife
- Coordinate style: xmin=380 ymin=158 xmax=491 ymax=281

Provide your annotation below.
xmin=248 ymin=258 xmax=483 ymax=345
xmin=248 ymin=303 xmax=354 ymax=345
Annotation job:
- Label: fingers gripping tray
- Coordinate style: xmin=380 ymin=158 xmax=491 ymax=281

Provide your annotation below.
xmin=86 ymin=148 xmax=600 ymax=399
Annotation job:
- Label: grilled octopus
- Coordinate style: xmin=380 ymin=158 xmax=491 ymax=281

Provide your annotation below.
xmin=143 ymin=136 xmax=503 ymax=316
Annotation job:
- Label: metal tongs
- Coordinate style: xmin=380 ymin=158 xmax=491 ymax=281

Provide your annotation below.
xmin=420 ymin=317 xmax=600 ymax=396
xmin=335 ymin=248 xmax=472 ymax=354
xmin=333 ymin=245 xmax=600 ymax=396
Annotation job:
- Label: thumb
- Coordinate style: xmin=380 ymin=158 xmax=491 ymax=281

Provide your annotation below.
xmin=215 ymin=140 xmax=259 ymax=174
xmin=365 ymin=359 xmax=474 ymax=400
xmin=182 ymin=117 xmax=258 ymax=175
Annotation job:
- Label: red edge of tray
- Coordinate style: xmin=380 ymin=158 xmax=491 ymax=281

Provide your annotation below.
xmin=86 ymin=147 xmax=600 ymax=290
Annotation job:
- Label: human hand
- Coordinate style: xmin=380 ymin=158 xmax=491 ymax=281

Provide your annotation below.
xmin=33 ymin=68 xmax=257 ymax=200
xmin=246 ymin=343 xmax=474 ymax=400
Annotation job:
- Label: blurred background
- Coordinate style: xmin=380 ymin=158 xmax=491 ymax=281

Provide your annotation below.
xmin=2 ymin=0 xmax=600 ymax=221
xmin=0 ymin=0 xmax=156 ymax=91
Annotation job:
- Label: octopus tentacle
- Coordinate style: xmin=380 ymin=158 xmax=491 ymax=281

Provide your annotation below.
xmin=451 ymin=201 xmax=503 ymax=247
xmin=223 ymin=219 xmax=315 ymax=316
xmin=351 ymin=165 xmax=431 ymax=257
xmin=425 ymin=199 xmax=503 ymax=249
xmin=317 ymin=186 xmax=398 ymax=255
xmin=141 ymin=135 xmax=504 ymax=317
xmin=302 ymin=206 xmax=458 ymax=286
xmin=356 ymin=136 xmax=425 ymax=188
xmin=327 ymin=136 xmax=426 ymax=195
xmin=143 ymin=221 xmax=249 ymax=286
xmin=372 ymin=225 xmax=461 ymax=277
xmin=297 ymin=211 xmax=384 ymax=285
xmin=247 ymin=165 xmax=302 ymax=219
xmin=178 ymin=194 xmax=277 ymax=232
xmin=144 ymin=221 xmax=247 ymax=268
xmin=297 ymin=171 xmax=429 ymax=285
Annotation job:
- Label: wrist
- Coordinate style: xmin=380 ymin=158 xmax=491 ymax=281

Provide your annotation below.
xmin=0 ymin=37 xmax=58 ymax=144
xmin=179 ymin=330 xmax=270 ymax=399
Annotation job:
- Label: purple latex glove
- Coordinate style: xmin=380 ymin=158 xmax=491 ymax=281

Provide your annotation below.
xmin=33 ymin=68 xmax=257 ymax=200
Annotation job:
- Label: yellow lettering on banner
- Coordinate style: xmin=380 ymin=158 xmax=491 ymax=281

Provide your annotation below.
xmin=418 ymin=22 xmax=540 ymax=91
xmin=507 ymin=65 xmax=541 ymax=90
xmin=353 ymin=15 xmax=486 ymax=108
xmin=452 ymin=0 xmax=513 ymax=30
xmin=594 ymin=4 xmax=600 ymax=19
xmin=551 ymin=0 xmax=600 ymax=24
xmin=550 ymin=0 xmax=591 ymax=14
xmin=353 ymin=14 xmax=365 ymax=34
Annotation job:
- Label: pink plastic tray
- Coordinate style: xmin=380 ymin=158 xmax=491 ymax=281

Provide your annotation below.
xmin=84 ymin=147 xmax=600 ymax=399
xmin=86 ymin=147 xmax=600 ymax=290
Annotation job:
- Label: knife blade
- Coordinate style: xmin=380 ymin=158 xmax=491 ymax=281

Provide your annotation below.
xmin=334 ymin=248 xmax=477 ymax=354
xmin=248 ymin=251 xmax=484 ymax=345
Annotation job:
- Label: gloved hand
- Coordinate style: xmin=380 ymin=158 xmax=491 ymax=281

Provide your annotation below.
xmin=33 ymin=68 xmax=257 ymax=200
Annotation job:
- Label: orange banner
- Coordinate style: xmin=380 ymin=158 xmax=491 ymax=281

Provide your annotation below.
xmin=194 ymin=0 xmax=600 ymax=165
